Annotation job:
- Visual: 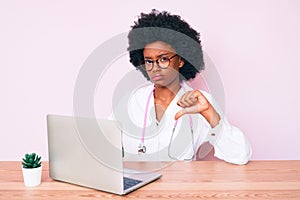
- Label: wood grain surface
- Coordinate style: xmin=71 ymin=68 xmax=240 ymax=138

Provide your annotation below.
xmin=0 ymin=160 xmax=299 ymax=200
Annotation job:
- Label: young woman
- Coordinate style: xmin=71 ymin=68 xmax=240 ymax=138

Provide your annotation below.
xmin=116 ymin=10 xmax=251 ymax=164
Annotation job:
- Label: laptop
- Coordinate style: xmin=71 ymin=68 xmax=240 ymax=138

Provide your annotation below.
xmin=46 ymin=114 xmax=161 ymax=195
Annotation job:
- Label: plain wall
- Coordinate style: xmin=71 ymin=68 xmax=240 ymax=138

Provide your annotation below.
xmin=1 ymin=0 xmax=300 ymax=160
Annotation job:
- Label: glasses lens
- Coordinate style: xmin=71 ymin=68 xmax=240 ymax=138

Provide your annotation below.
xmin=158 ymin=57 xmax=170 ymax=68
xmin=143 ymin=55 xmax=173 ymax=71
xmin=143 ymin=60 xmax=152 ymax=71
xmin=145 ymin=63 xmax=152 ymax=71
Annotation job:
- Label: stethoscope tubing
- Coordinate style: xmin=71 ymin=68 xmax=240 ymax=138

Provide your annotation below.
xmin=139 ymin=84 xmax=196 ymax=160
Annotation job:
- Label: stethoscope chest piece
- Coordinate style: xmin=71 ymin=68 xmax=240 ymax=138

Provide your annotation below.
xmin=138 ymin=143 xmax=146 ymax=154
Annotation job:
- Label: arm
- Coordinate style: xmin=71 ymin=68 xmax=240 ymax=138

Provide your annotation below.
xmin=175 ymin=90 xmax=252 ymax=165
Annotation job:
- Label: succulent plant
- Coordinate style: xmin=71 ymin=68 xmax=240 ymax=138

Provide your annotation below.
xmin=22 ymin=153 xmax=42 ymax=168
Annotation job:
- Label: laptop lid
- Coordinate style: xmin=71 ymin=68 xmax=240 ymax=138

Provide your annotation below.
xmin=47 ymin=114 xmax=161 ymax=195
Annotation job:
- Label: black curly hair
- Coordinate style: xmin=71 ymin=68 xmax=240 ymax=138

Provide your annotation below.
xmin=127 ymin=9 xmax=205 ymax=82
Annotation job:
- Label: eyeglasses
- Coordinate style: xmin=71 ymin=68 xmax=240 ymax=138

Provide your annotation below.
xmin=143 ymin=54 xmax=178 ymax=71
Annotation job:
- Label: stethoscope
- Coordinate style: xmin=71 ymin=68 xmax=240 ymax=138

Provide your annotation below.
xmin=137 ymin=84 xmax=196 ymax=160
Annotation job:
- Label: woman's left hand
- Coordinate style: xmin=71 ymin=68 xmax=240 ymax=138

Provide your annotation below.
xmin=175 ymin=90 xmax=220 ymax=127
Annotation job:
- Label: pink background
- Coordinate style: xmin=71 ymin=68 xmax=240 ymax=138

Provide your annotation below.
xmin=1 ymin=0 xmax=300 ymax=160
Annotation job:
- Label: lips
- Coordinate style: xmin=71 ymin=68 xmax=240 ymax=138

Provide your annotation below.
xmin=151 ymin=74 xmax=163 ymax=81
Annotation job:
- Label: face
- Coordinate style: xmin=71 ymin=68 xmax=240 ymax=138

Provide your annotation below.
xmin=143 ymin=41 xmax=184 ymax=88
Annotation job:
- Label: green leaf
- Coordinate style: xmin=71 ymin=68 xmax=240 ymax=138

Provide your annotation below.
xmin=22 ymin=153 xmax=41 ymax=168
xmin=32 ymin=153 xmax=36 ymax=160
xmin=22 ymin=162 xmax=31 ymax=168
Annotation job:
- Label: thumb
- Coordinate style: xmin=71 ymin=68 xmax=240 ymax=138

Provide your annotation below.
xmin=175 ymin=109 xmax=186 ymax=120
xmin=175 ymin=106 xmax=195 ymax=120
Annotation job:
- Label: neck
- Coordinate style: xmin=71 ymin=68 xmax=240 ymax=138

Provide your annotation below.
xmin=154 ymin=82 xmax=181 ymax=102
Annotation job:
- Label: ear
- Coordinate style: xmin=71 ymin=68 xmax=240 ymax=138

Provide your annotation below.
xmin=178 ymin=57 xmax=185 ymax=68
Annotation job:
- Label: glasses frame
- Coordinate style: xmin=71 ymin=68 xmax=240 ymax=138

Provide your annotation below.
xmin=143 ymin=54 xmax=178 ymax=71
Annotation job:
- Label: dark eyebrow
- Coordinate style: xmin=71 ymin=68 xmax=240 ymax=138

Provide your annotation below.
xmin=144 ymin=53 xmax=170 ymax=60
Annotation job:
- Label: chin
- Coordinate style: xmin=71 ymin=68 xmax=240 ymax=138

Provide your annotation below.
xmin=153 ymin=82 xmax=169 ymax=88
xmin=152 ymin=79 xmax=164 ymax=84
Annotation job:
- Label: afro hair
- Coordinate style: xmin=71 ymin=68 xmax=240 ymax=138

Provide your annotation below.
xmin=127 ymin=9 xmax=205 ymax=82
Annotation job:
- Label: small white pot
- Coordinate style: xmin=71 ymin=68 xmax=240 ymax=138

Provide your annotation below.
xmin=22 ymin=165 xmax=42 ymax=187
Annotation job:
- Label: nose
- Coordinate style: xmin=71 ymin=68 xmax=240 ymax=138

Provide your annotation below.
xmin=151 ymin=60 xmax=161 ymax=72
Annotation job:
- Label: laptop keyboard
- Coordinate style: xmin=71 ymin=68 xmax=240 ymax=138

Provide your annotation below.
xmin=123 ymin=177 xmax=142 ymax=190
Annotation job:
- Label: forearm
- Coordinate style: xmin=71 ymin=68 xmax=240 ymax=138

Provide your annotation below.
xmin=211 ymin=118 xmax=252 ymax=165
xmin=200 ymin=103 xmax=220 ymax=128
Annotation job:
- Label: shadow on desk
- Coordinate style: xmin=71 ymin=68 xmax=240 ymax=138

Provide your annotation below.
xmin=196 ymin=142 xmax=220 ymax=161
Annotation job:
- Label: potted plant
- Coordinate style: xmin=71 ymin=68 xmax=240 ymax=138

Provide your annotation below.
xmin=22 ymin=153 xmax=42 ymax=187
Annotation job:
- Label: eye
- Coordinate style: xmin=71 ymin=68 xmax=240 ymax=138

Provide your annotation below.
xmin=159 ymin=57 xmax=168 ymax=63
xmin=145 ymin=59 xmax=154 ymax=64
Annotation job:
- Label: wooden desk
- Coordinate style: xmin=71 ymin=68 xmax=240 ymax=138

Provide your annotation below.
xmin=0 ymin=161 xmax=299 ymax=200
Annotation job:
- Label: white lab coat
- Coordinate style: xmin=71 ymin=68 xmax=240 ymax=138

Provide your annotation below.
xmin=111 ymin=82 xmax=252 ymax=164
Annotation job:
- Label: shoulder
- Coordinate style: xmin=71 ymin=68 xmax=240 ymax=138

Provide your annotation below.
xmin=133 ymin=84 xmax=154 ymax=96
xmin=128 ymin=84 xmax=154 ymax=106
xmin=199 ymin=90 xmax=213 ymax=102
xmin=182 ymin=82 xmax=212 ymax=99
xmin=131 ymin=84 xmax=153 ymax=98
